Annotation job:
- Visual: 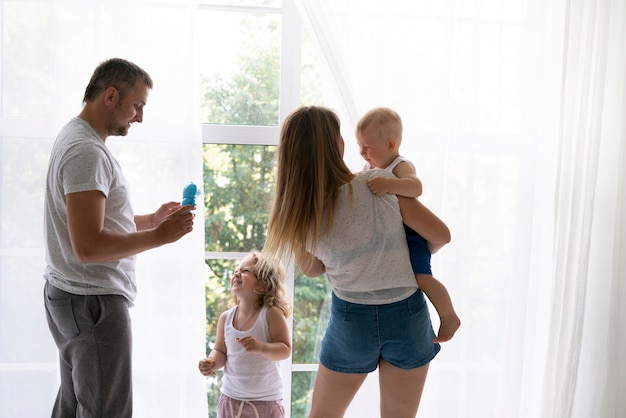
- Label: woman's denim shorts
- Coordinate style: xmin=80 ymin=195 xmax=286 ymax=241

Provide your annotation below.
xmin=320 ymin=290 xmax=440 ymax=373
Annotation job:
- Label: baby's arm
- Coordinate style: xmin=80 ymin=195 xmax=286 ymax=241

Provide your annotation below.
xmin=198 ymin=312 xmax=228 ymax=376
xmin=237 ymin=306 xmax=291 ymax=361
xmin=367 ymin=160 xmax=423 ymax=197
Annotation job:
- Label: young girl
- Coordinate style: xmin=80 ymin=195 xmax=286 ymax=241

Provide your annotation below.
xmin=198 ymin=251 xmax=291 ymax=418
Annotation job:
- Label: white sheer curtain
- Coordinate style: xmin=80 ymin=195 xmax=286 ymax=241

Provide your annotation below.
xmin=543 ymin=0 xmax=626 ymax=416
xmin=295 ymin=0 xmax=625 ymax=417
xmin=0 ymin=1 xmax=207 ymax=417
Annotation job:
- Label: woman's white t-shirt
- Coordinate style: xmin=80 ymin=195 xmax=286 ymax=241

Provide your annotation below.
xmin=311 ymin=170 xmax=417 ymax=305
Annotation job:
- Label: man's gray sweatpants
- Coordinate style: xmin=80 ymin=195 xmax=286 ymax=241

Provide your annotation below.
xmin=44 ymin=281 xmax=132 ymax=418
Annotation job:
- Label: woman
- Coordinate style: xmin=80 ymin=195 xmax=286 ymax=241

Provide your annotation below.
xmin=264 ymin=106 xmax=451 ymax=417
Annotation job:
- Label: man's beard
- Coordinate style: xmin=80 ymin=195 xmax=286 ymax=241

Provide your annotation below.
xmin=114 ymin=124 xmax=129 ymax=136
xmin=107 ymin=103 xmax=129 ymax=137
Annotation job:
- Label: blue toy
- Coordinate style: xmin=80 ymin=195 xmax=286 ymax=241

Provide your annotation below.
xmin=182 ymin=182 xmax=199 ymax=206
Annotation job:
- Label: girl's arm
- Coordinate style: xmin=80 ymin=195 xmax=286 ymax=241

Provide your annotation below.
xmin=198 ymin=312 xmax=228 ymax=376
xmin=236 ymin=306 xmax=291 ymax=361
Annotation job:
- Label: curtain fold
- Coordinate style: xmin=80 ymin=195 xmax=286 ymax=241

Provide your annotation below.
xmin=543 ymin=0 xmax=626 ymax=416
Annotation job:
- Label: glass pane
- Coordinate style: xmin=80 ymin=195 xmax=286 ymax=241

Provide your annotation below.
xmin=291 ymin=268 xmax=329 ymax=364
xmin=203 ymin=143 xmax=276 ymax=252
xmin=202 ymin=257 xmax=240 ymax=418
xmin=1 ymin=2 xmax=89 ymax=118
xmin=198 ymin=11 xmax=281 ymax=125
xmin=300 ymin=21 xmax=323 ymax=106
xmin=1 ymin=137 xmax=51 ymax=247
xmin=291 ymin=370 xmax=316 ymax=417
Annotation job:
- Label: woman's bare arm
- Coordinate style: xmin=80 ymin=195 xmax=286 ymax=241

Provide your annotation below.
xmin=296 ymin=251 xmax=326 ymax=277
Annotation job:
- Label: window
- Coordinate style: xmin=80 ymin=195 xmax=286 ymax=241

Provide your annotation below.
xmin=198 ymin=1 xmax=324 ymax=416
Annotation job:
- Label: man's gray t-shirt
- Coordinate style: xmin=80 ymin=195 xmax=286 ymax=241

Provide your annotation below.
xmin=43 ymin=117 xmax=137 ymax=303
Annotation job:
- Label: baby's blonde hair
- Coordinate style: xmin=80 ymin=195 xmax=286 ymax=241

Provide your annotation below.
xmin=355 ymin=107 xmax=403 ymax=145
xmin=232 ymin=251 xmax=291 ymax=318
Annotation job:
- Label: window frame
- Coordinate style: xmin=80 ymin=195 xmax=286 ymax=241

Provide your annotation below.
xmin=200 ymin=1 xmax=306 ymax=416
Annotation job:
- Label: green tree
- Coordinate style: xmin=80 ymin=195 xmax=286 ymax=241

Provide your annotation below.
xmin=201 ymin=13 xmax=280 ymax=126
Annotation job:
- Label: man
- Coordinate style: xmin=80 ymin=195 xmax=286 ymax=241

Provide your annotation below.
xmin=43 ymin=58 xmax=195 ymax=417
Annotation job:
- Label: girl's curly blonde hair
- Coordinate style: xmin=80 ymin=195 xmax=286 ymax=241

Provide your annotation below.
xmin=232 ymin=251 xmax=292 ymax=318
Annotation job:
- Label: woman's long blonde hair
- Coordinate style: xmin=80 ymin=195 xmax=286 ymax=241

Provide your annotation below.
xmin=264 ymin=106 xmax=353 ymax=270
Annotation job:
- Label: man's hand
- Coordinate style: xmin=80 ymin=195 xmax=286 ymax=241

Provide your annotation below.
xmin=154 ymin=205 xmax=196 ymax=245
